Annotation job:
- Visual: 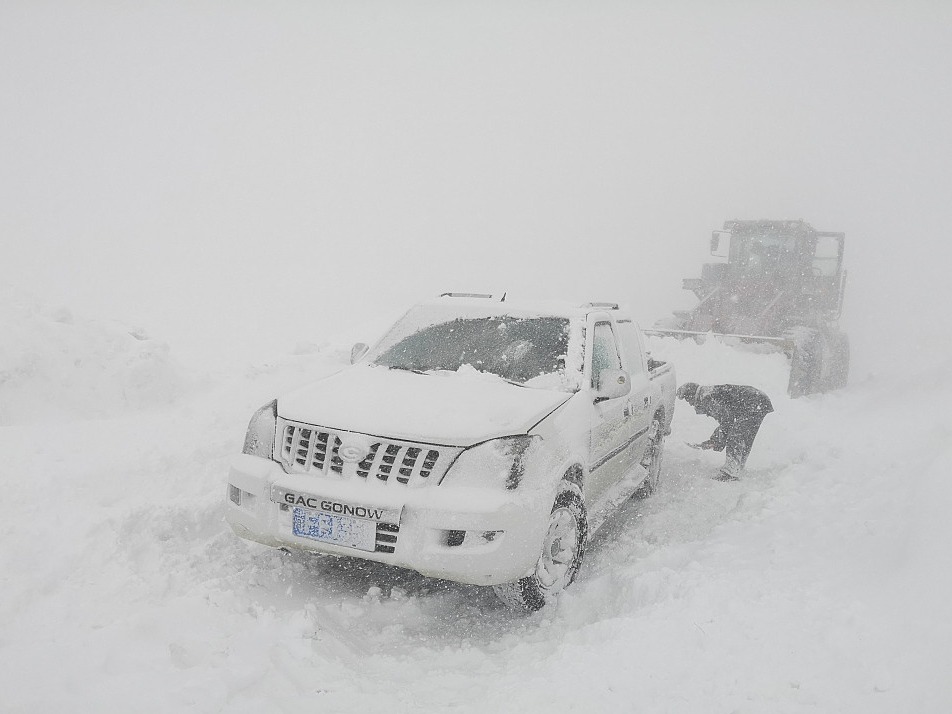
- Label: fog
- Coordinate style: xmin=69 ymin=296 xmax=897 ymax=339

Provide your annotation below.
xmin=2 ymin=1 xmax=951 ymax=371
xmin=4 ymin=6 xmax=952 ymax=711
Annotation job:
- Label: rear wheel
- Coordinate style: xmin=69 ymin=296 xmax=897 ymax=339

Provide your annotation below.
xmin=825 ymin=332 xmax=850 ymax=390
xmin=787 ymin=327 xmax=820 ymax=397
xmin=492 ymin=487 xmax=587 ymax=611
xmin=635 ymin=413 xmax=665 ymax=498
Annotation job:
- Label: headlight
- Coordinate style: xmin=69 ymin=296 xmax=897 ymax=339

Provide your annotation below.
xmin=242 ymin=400 xmax=277 ymax=459
xmin=443 ymin=435 xmax=539 ymax=490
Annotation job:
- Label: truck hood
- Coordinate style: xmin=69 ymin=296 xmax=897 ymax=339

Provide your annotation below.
xmin=277 ymin=365 xmax=573 ymax=447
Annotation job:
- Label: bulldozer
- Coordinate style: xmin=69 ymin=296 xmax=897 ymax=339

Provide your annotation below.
xmin=646 ymin=219 xmax=850 ymax=397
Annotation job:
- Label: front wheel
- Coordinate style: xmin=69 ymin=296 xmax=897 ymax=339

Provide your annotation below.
xmin=492 ymin=488 xmax=587 ymax=611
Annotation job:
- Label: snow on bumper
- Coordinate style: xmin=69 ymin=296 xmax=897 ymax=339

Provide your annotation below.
xmin=224 ymin=454 xmax=549 ymax=586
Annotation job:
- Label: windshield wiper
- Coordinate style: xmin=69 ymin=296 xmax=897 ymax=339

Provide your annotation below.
xmin=387 ymin=364 xmax=529 ymax=387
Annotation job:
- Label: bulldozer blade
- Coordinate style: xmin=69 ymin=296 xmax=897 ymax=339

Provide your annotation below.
xmin=643 ymin=328 xmax=793 ymax=349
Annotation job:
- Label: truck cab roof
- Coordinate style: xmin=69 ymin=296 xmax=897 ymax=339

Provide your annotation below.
xmin=424 ymin=293 xmax=630 ymax=321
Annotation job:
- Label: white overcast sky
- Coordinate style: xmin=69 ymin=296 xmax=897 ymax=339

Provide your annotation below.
xmin=2 ymin=1 xmax=951 ymax=369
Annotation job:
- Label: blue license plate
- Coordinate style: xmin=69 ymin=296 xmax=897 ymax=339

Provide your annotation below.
xmin=291 ymin=507 xmax=377 ymax=551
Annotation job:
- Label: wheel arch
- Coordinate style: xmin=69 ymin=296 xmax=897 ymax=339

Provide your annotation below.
xmin=561 ymin=463 xmax=584 ymax=491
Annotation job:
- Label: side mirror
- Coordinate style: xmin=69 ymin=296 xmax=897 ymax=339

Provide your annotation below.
xmin=594 ymin=368 xmax=631 ymax=402
xmin=350 ymin=342 xmax=369 ymax=364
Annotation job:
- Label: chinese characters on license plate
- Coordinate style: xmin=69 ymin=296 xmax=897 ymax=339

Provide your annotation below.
xmin=291 ymin=507 xmax=377 ymax=552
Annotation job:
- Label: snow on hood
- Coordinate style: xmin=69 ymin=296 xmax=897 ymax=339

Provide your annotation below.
xmin=277 ymin=364 xmax=573 ymax=446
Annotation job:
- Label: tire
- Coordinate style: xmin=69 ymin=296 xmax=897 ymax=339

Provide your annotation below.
xmin=635 ymin=413 xmax=665 ymax=498
xmin=787 ymin=327 xmax=820 ymax=398
xmin=492 ymin=487 xmax=587 ymax=611
xmin=826 ymin=332 xmax=850 ymax=390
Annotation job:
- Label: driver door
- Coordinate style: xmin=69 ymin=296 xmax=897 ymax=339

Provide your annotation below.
xmin=587 ymin=320 xmax=640 ymax=507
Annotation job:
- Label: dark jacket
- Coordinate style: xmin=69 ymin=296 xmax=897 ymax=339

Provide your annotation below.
xmin=690 ymin=384 xmax=774 ymax=451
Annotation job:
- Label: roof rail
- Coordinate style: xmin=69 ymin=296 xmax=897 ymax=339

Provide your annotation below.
xmin=581 ymin=301 xmax=619 ymax=310
xmin=439 ymin=292 xmax=507 ymax=301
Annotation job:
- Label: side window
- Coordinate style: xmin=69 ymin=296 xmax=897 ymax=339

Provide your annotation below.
xmin=812 ymin=235 xmax=842 ymax=277
xmin=616 ymin=320 xmax=645 ymax=376
xmin=591 ymin=322 xmax=621 ymax=388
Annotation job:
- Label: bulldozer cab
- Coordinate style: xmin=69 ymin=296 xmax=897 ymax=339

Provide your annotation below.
xmin=649 ymin=219 xmax=849 ymax=397
xmin=711 ymin=221 xmax=845 ymax=329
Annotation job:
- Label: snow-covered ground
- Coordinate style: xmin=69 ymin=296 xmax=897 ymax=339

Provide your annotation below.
xmin=1 ymin=301 xmax=950 ymax=713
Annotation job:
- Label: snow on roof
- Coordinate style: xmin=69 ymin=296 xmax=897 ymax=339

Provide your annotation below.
xmin=421 ymin=294 xmax=625 ymax=318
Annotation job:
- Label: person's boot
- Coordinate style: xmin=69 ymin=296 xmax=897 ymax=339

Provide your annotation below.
xmin=715 ymin=454 xmax=741 ymax=481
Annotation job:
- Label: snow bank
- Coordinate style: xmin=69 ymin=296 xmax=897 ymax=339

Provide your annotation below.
xmin=1 ymin=328 xmax=950 ymax=713
xmin=646 ymin=334 xmax=792 ymax=397
xmin=0 ymin=295 xmax=193 ymax=424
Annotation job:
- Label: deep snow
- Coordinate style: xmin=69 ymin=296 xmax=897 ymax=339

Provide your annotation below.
xmin=1 ymin=303 xmax=951 ymax=713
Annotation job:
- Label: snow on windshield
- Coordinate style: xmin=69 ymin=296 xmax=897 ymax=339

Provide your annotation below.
xmin=367 ymin=306 xmax=580 ymax=391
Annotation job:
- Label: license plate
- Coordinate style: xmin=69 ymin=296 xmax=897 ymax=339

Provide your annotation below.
xmin=291 ymin=507 xmax=378 ymax=552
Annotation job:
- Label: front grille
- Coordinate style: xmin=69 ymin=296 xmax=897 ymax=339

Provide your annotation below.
xmin=375 ymin=522 xmax=399 ymax=553
xmin=279 ymin=420 xmax=458 ymax=487
xmin=285 ymin=428 xmax=343 ymax=473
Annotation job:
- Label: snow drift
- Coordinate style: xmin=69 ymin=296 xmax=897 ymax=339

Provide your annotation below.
xmin=1 ymin=308 xmax=950 ymax=713
xmin=0 ymin=295 xmax=192 ymax=425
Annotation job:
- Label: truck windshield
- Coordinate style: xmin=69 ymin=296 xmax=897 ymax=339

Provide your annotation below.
xmin=738 ymin=233 xmax=798 ymax=268
xmin=369 ymin=314 xmax=574 ymax=390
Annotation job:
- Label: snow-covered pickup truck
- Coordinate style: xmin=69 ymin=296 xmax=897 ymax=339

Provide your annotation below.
xmin=226 ymin=294 xmax=676 ymax=610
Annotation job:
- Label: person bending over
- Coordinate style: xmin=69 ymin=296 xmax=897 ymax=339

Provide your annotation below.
xmin=676 ymin=382 xmax=774 ymax=480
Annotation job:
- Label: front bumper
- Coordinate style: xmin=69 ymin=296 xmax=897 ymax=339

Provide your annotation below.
xmin=225 ymin=454 xmax=549 ymax=586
